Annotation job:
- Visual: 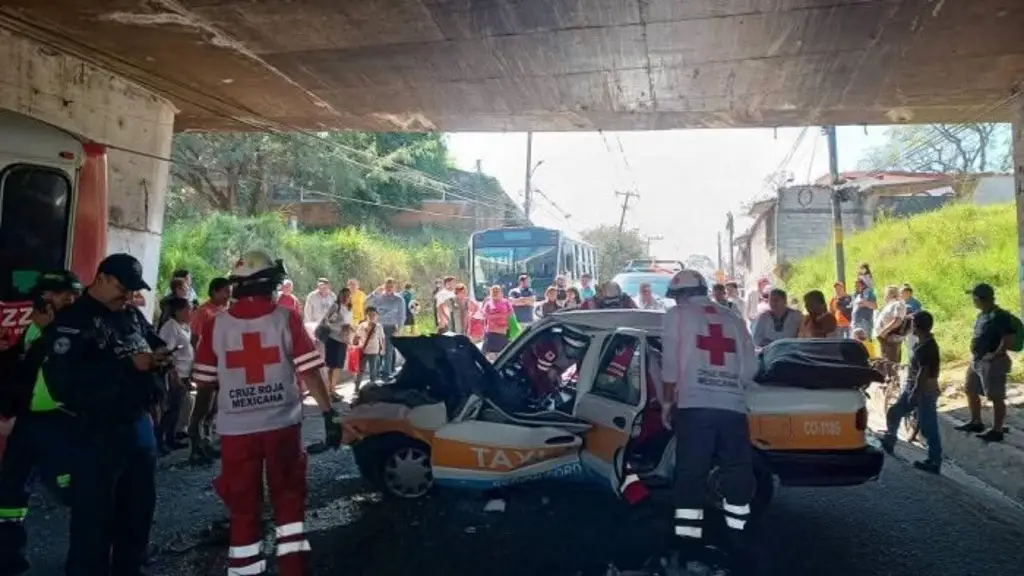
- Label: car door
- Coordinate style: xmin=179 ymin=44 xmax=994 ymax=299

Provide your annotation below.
xmin=574 ymin=328 xmax=647 ymax=490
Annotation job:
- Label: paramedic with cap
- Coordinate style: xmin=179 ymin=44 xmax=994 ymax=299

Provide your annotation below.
xmin=192 ymin=251 xmax=341 ymax=576
xmin=42 ymin=254 xmax=170 ymax=576
xmin=660 ymin=269 xmax=758 ymax=570
xmin=0 ymin=270 xmax=82 ymax=575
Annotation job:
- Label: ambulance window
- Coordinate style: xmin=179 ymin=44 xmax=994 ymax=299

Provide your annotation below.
xmin=591 ymin=334 xmax=642 ymax=406
xmin=0 ymin=165 xmax=72 ymax=300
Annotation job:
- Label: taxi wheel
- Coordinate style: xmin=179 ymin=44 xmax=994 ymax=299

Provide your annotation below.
xmin=705 ymin=453 xmax=774 ymax=523
xmin=354 ymin=434 xmax=434 ymax=499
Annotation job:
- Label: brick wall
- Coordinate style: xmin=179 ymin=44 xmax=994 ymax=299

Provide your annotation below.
xmin=388 ymin=200 xmax=507 ymax=230
xmin=277 ymin=201 xmax=342 ymax=228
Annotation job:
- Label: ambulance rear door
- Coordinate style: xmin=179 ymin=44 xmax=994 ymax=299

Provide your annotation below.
xmin=0 ymin=111 xmax=81 ymax=344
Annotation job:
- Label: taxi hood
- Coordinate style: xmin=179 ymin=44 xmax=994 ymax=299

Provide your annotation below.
xmin=390 ymin=334 xmax=502 ymax=404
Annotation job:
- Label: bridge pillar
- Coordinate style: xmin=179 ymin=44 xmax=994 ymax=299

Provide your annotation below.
xmin=1016 ymin=98 xmax=1024 ymax=315
xmin=0 ymin=30 xmax=175 ymax=316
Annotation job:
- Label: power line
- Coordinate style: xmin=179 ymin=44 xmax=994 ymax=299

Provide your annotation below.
xmin=805 ymin=128 xmax=821 ymax=184
xmin=863 ymin=90 xmax=1023 ymax=179
xmin=168 ymin=158 xmax=520 ymax=222
xmin=10 ymin=22 xmax=519 ymax=214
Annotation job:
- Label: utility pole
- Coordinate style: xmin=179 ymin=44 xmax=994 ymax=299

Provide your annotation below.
xmin=717 ymin=232 xmax=723 ymax=270
xmin=725 ymin=211 xmax=736 ymax=279
xmin=645 ymin=234 xmax=664 ymax=257
xmin=615 ymin=190 xmax=640 ymax=234
xmin=614 ymin=190 xmax=640 ymax=268
xmin=523 ymin=132 xmax=533 ymax=221
xmin=825 ymin=126 xmax=846 ymax=287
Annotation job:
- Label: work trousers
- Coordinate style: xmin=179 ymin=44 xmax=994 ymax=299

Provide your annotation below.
xmin=215 ymin=424 xmax=309 ymax=576
xmin=189 ymin=389 xmax=218 ymax=452
xmin=381 ymin=325 xmax=398 ymax=377
xmin=158 ymin=379 xmax=188 ymax=447
xmin=672 ymin=408 xmax=753 ymax=557
xmin=0 ymin=411 xmax=73 ymax=575
xmin=66 ymin=415 xmax=157 ymax=576
xmin=886 ymin=389 xmax=942 ymax=463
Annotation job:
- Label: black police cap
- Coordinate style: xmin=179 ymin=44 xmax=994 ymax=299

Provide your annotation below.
xmin=97 ymin=253 xmax=151 ymax=291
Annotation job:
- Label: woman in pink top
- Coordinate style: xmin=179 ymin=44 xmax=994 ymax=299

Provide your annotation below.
xmin=481 ymin=285 xmax=513 ymax=359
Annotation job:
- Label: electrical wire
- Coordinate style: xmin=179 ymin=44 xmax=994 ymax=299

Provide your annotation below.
xmin=5 ymin=19 xmax=518 ymax=214
xmin=167 ymin=156 xmax=520 ymax=222
xmin=760 ymin=126 xmax=809 ymax=195
xmin=863 ymin=90 xmax=1022 ymax=179
xmin=804 ymin=129 xmax=820 ymax=185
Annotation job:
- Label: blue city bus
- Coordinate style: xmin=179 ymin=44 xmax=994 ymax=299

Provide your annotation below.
xmin=467 ymin=226 xmax=597 ymax=301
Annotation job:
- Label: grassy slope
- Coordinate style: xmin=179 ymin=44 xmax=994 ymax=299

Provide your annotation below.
xmin=784 ymin=202 xmax=1020 ymax=374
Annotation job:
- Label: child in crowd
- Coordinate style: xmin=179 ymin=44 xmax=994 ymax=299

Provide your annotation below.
xmin=853 ymin=327 xmax=878 ymax=358
xmin=353 ymin=306 xmax=386 ymax=390
xmin=156 ymin=297 xmax=194 ymax=456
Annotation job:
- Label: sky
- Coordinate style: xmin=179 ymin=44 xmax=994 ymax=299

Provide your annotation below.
xmin=446 ymin=126 xmax=887 ymax=262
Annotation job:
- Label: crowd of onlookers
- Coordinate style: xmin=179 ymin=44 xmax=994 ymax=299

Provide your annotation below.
xmin=728 ymin=261 xmax=1020 ymax=475
xmin=151 ymin=259 xmax=1018 ymax=475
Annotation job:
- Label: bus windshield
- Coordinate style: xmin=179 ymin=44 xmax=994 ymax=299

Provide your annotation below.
xmin=472 ymin=245 xmax=558 ymax=301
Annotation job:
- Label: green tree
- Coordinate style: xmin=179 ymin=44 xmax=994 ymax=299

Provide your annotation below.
xmin=858 ymin=123 xmax=1011 ymax=173
xmin=168 ymin=131 xmax=454 ymax=224
xmin=580 ymin=225 xmax=647 ymax=280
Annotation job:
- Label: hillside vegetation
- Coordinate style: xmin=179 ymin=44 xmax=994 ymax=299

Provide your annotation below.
xmin=159 ymin=213 xmax=464 ymax=305
xmin=785 ymin=202 xmax=1019 ymax=366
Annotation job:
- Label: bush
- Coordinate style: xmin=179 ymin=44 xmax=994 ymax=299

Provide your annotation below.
xmin=784 ymin=202 xmax=1020 ymax=367
xmin=159 ymin=213 xmax=464 ymax=325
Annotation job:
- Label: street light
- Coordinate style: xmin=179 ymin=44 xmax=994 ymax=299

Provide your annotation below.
xmin=529 ymin=159 xmax=545 ymax=178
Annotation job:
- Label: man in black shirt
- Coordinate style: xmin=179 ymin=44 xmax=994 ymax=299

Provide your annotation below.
xmin=43 ymin=254 xmax=171 ymax=576
xmin=957 ymin=283 xmax=1014 ymax=442
xmin=881 ymin=311 xmax=942 ymax=473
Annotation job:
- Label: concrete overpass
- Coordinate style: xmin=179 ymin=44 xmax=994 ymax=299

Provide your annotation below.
xmin=4 ymin=1 xmax=1024 ymax=132
xmin=1 ymin=0 xmax=1024 ymax=293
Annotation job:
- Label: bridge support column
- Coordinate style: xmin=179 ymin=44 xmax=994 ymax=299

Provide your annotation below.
xmin=1016 ymin=98 xmax=1024 ymax=314
xmin=0 ymin=30 xmax=175 ymax=316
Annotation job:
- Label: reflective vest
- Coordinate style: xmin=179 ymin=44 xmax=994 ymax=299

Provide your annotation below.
xmin=207 ymin=307 xmax=304 ymax=436
xmin=24 ymin=323 xmax=60 ymax=413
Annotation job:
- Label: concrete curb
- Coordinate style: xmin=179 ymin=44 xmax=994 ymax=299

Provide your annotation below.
xmin=866 ymin=383 xmax=1024 ymax=504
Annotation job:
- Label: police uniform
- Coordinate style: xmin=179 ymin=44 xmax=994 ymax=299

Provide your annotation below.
xmin=192 ymin=252 xmax=338 ymax=576
xmin=42 ymin=254 xmax=164 ymax=576
xmin=0 ymin=272 xmax=81 ymax=575
xmin=660 ymin=271 xmax=759 ymax=564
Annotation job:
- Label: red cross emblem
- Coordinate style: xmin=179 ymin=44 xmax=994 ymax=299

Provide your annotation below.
xmin=225 ymin=332 xmax=282 ymax=384
xmin=696 ymin=324 xmax=736 ymax=366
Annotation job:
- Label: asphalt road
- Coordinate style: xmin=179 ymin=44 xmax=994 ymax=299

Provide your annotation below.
xmin=23 ymin=413 xmax=1024 ymax=576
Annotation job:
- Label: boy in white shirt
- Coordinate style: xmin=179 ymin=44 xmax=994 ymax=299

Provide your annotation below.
xmin=353 ymin=307 xmax=386 ymax=390
xmin=157 ymin=297 xmax=195 ymax=456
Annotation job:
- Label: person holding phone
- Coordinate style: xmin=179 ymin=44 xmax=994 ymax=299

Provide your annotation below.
xmin=157 ymin=297 xmax=194 ymax=456
xmin=42 ymin=254 xmax=172 ymax=576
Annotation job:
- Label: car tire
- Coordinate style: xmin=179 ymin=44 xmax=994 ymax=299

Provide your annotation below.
xmin=704 ymin=451 xmax=774 ymax=523
xmin=353 ymin=434 xmax=434 ymax=500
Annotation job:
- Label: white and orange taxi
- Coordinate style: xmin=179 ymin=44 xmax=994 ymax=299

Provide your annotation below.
xmin=341 ymin=310 xmax=884 ymax=518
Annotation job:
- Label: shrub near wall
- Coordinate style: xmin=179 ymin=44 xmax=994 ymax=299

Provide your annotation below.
xmin=159 ymin=213 xmax=461 ymax=325
xmin=784 ymin=202 xmax=1020 ymax=365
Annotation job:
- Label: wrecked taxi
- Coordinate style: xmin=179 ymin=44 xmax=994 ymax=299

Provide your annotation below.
xmin=341 ymin=310 xmax=884 ymax=518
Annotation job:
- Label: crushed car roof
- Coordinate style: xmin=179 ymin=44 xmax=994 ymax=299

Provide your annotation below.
xmin=537 ymin=309 xmax=666 ymax=333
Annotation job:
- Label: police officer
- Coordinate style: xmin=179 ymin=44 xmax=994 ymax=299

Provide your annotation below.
xmin=660 ymin=269 xmax=758 ymax=572
xmin=43 ymin=254 xmax=170 ymax=576
xmin=0 ymin=271 xmax=82 ymax=576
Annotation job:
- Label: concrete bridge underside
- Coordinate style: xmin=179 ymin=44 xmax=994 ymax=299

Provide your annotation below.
xmin=2 ymin=0 xmax=1024 ymax=132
